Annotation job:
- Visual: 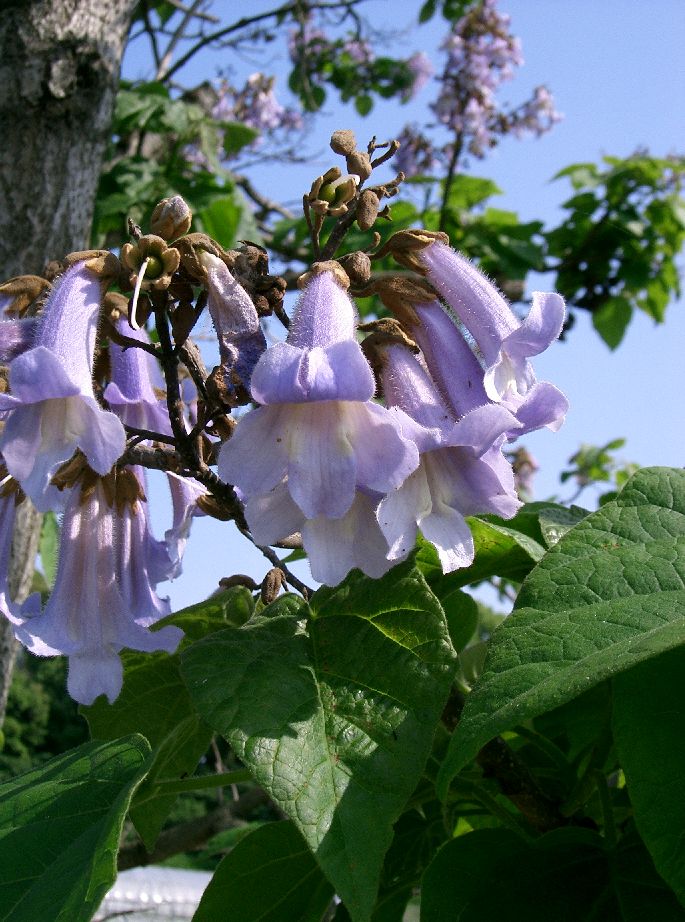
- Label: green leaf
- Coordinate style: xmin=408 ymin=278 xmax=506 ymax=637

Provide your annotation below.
xmin=39 ymin=512 xmax=59 ymax=588
xmin=438 ymin=467 xmax=685 ymax=795
xmin=416 ymin=515 xmax=545 ymax=592
xmin=181 ymin=562 xmax=456 ymax=922
xmin=418 ymin=0 xmax=437 ymax=22
xmin=613 ymin=646 xmax=685 ymax=906
xmin=355 ymin=94 xmax=373 ymax=116
xmin=421 ymin=826 xmax=684 ymax=920
xmin=196 ymin=194 xmax=242 ymax=249
xmin=83 ymin=590 xmax=252 ymax=847
xmin=223 ymin=121 xmax=260 ymax=157
xmin=0 ymin=735 xmax=150 ymax=922
xmin=445 ymin=175 xmax=501 ymax=211
xmin=592 ymin=296 xmax=632 ymax=349
xmin=537 ymin=504 xmax=589 ymax=547
xmin=194 ymin=821 xmax=333 ymax=922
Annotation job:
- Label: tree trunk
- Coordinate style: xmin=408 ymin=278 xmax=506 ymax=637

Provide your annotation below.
xmin=0 ymin=0 xmax=137 ymax=723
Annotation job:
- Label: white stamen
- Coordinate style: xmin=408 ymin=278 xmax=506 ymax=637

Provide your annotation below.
xmin=129 ymin=257 xmax=150 ymax=331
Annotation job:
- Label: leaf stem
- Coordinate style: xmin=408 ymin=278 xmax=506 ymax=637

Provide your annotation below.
xmin=154 ymin=769 xmax=252 ymax=795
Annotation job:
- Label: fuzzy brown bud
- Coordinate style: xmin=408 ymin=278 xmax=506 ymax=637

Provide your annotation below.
xmin=358 ymin=276 xmax=437 ymax=327
xmin=330 ymin=129 xmax=357 ymax=155
xmin=261 ymin=568 xmax=285 ymax=605
xmin=150 ymin=195 xmax=193 ymax=240
xmin=338 ymin=251 xmax=372 ymax=286
xmin=356 ymin=190 xmax=380 ymax=231
xmin=345 ymin=149 xmax=372 ymax=182
xmin=63 ymin=250 xmax=121 ymax=281
xmin=298 ymin=261 xmax=350 ymax=291
xmin=374 ymin=229 xmax=449 ymax=273
xmin=0 ymin=275 xmax=50 ymax=316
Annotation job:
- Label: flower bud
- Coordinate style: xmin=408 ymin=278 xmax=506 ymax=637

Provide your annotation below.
xmin=356 ymin=189 xmax=380 ymax=231
xmin=150 ymin=195 xmax=192 ymax=240
xmin=345 ymin=149 xmax=372 ymax=181
xmin=330 ymin=129 xmax=357 ymax=155
xmin=338 ymin=251 xmax=372 ymax=286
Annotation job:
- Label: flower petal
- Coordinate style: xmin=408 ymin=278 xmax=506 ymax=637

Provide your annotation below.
xmin=287 ymin=271 xmax=358 ymax=349
xmin=346 ymin=402 xmax=420 ymax=494
xmin=302 ymin=493 xmax=393 ymax=585
xmin=420 ymin=504 xmax=475 ymax=573
xmin=218 ymin=405 xmax=289 ymax=496
xmin=245 ymin=481 xmax=304 ymax=545
xmin=286 ymin=403 xmax=357 ymax=518
xmin=77 ymin=400 xmax=126 ymax=475
xmin=377 ymin=465 xmax=432 ymax=560
xmin=512 ymin=380 xmax=569 ymax=435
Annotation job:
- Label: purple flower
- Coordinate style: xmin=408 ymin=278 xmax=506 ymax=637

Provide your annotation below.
xmin=0 ymin=474 xmax=21 ymax=626
xmin=245 ymin=481 xmax=397 ymax=586
xmin=200 ymin=252 xmax=267 ymax=396
xmin=403 ymin=51 xmax=433 ymax=101
xmin=15 ymin=475 xmax=182 ymax=705
xmin=163 ymin=471 xmax=207 ymax=581
xmin=103 ymin=318 xmax=171 ymax=435
xmin=0 ymin=262 xmax=126 ymax=511
xmin=377 ymin=344 xmax=521 ymax=572
xmin=419 ymin=242 xmax=568 ymax=434
xmin=0 ymin=298 xmax=38 ymax=363
xmin=218 ymin=270 xmax=419 ymax=521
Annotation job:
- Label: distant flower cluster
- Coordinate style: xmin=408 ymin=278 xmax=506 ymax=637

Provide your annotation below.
xmin=185 ymin=73 xmax=302 ymax=169
xmin=214 ymin=74 xmax=303 ymax=134
xmin=395 ymin=0 xmax=562 ymax=175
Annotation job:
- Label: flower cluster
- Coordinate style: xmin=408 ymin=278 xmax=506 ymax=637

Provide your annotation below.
xmin=220 ymin=234 xmax=567 ymax=584
xmin=395 ymin=0 xmax=561 ymax=174
xmin=0 ymin=258 xmax=206 ymax=704
xmin=0 ymin=164 xmax=567 ymax=705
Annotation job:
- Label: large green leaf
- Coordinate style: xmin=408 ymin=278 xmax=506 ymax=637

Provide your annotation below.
xmin=193 ymin=821 xmax=333 ymax=922
xmin=0 ymin=735 xmax=150 ymax=922
xmin=420 ymin=826 xmax=683 ymax=920
xmin=416 ymin=514 xmax=545 ymax=592
xmin=438 ymin=467 xmax=685 ymax=795
xmin=613 ymin=646 xmax=685 ymax=906
xmin=83 ymin=589 xmax=253 ymax=847
xmin=181 ymin=562 xmax=457 ymax=922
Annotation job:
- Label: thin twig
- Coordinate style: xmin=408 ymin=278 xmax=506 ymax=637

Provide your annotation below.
xmin=163 ymin=0 xmax=365 ymax=83
xmin=236 ymin=525 xmax=311 ymax=598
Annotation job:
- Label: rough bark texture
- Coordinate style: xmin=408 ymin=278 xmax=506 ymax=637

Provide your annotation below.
xmin=0 ymin=0 xmax=136 ymax=278
xmin=0 ymin=0 xmax=137 ymax=723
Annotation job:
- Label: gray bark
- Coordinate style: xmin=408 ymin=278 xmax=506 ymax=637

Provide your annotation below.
xmin=0 ymin=0 xmax=137 ymax=724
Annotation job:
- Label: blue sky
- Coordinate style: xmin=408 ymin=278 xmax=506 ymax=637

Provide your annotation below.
xmin=130 ymin=1 xmax=685 ymax=609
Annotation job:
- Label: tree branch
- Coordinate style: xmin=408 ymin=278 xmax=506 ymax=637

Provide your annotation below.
xmin=162 ymin=0 xmax=365 ymax=83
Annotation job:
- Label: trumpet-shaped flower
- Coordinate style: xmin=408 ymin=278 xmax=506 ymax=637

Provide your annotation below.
xmin=201 ymin=252 xmax=266 ymax=396
xmin=103 ymin=319 xmax=172 ymax=435
xmin=419 ymin=242 xmax=568 ymax=434
xmin=377 ymin=344 xmax=521 ymax=572
xmin=0 ymin=262 xmax=126 ymax=511
xmin=0 ymin=473 xmax=22 ymax=626
xmin=245 ymin=480 xmax=398 ymax=586
xmin=219 ymin=270 xmax=419 ymax=521
xmin=163 ymin=471 xmax=208 ymax=581
xmin=14 ymin=475 xmax=182 ymax=705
